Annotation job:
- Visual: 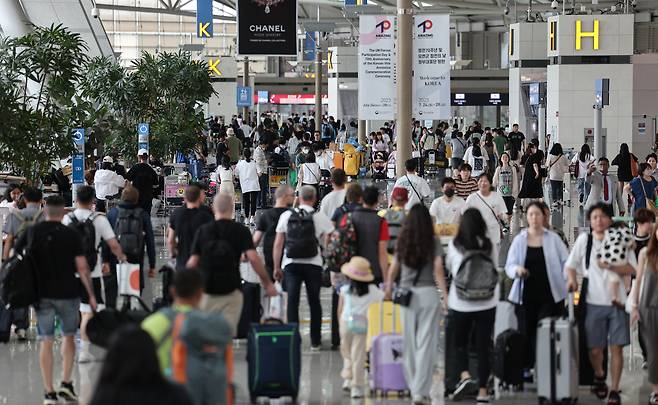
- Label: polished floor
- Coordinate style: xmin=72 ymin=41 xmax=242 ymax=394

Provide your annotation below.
xmin=0 ymin=177 xmax=655 ymax=404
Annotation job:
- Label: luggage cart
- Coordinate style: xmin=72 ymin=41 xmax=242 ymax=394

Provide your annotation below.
xmin=267 ymin=167 xmax=289 ymax=205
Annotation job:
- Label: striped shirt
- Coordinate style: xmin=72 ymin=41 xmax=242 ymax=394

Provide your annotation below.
xmin=455 ymin=178 xmax=478 ymax=199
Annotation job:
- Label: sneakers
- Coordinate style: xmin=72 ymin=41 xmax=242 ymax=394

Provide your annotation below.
xmin=310 ymin=344 xmax=322 ymax=352
xmin=58 ymin=381 xmax=78 ymax=401
xmin=412 ymin=395 xmax=429 ymax=404
xmin=350 ymin=387 xmax=364 ymax=399
xmin=476 ymin=396 xmax=491 ymax=404
xmin=77 ymin=349 xmax=96 ymax=363
xmin=342 ymin=379 xmax=351 ymax=392
xmin=452 ymin=377 xmax=477 ymax=401
xmin=15 ymin=328 xmax=27 ymax=341
xmin=43 ymin=392 xmax=58 ymax=405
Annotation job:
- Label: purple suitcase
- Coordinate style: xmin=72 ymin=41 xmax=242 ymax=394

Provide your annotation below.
xmin=369 ymin=333 xmax=408 ymax=394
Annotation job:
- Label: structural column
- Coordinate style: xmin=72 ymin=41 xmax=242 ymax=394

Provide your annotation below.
xmin=396 ymin=0 xmax=413 ymax=177
xmin=315 ymin=32 xmax=323 ymax=132
xmin=358 ymin=120 xmax=367 ymax=144
xmin=242 ymin=57 xmax=249 ymax=121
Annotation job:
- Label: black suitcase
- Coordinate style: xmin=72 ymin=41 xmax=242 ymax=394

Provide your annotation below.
xmin=248 ymin=322 xmax=301 ymax=403
xmin=236 ymin=282 xmax=261 ymax=339
xmin=0 ymin=306 xmax=11 ymax=343
xmin=493 ymin=329 xmax=524 ymax=387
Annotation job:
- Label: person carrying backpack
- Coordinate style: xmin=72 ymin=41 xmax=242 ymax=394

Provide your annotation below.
xmin=105 ymin=185 xmax=156 ymax=305
xmin=186 ymin=193 xmax=277 ymax=335
xmin=142 ymin=269 xmax=232 ymax=405
xmin=1 ymin=186 xmax=43 ymax=341
xmin=443 ymin=208 xmax=499 ymax=404
xmin=63 ymin=185 xmax=127 ymax=363
xmin=272 ymin=185 xmax=335 ymax=350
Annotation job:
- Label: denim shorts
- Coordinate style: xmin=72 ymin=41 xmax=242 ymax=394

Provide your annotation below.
xmin=585 ymin=303 xmax=631 ymax=348
xmin=36 ymin=298 xmax=80 ymax=339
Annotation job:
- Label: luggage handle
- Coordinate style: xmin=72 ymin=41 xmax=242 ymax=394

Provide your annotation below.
xmin=378 ymin=301 xmax=398 ymax=334
xmin=567 ymin=292 xmax=575 ymax=323
xmin=120 ymin=294 xmax=151 ymax=313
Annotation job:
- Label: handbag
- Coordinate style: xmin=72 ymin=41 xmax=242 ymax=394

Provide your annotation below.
xmin=639 ymin=176 xmax=658 ymax=215
xmin=345 ymin=293 xmax=368 ymax=334
xmin=392 ymin=262 xmax=423 ymax=307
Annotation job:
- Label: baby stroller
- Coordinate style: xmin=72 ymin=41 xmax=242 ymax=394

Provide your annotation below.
xmin=372 ymin=151 xmax=388 ymax=181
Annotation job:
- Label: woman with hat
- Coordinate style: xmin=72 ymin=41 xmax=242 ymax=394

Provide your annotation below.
xmin=385 ymin=204 xmax=448 ymax=405
xmin=338 ymin=256 xmax=384 ymax=399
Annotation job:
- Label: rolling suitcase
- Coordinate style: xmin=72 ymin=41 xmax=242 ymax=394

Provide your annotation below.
xmin=493 ymin=329 xmax=524 ymax=387
xmin=236 ymin=281 xmax=261 ymax=339
xmin=536 ymin=294 xmax=578 ymax=405
xmin=368 ymin=302 xmax=407 ymax=395
xmin=247 ymin=322 xmax=301 ymax=403
xmin=0 ymin=306 xmax=11 ymax=343
xmin=333 ymin=151 xmax=344 ymax=170
xmin=344 ymin=152 xmax=360 ymax=176
xmin=366 ymin=301 xmax=402 ymax=351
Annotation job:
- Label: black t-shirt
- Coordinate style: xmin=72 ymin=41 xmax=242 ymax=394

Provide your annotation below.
xmin=217 ymin=142 xmax=229 ymax=157
xmin=126 ymin=163 xmax=158 ymax=205
xmin=190 ymin=220 xmax=255 ymax=293
xmin=169 ymin=205 xmax=214 ymax=270
xmin=508 ymin=131 xmax=525 ymax=153
xmin=15 ymin=221 xmax=84 ymax=299
xmin=256 ymin=207 xmax=288 ymax=270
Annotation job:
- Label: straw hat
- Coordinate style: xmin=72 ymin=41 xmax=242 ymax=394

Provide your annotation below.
xmin=340 ymin=256 xmax=374 ymax=283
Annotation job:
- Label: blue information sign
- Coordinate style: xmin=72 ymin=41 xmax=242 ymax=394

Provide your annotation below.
xmin=237 ymin=86 xmax=252 ymax=107
xmin=196 ymin=0 xmax=213 ymax=38
xmin=72 ymin=153 xmax=85 ymax=184
xmin=73 ymin=128 xmax=85 ymax=146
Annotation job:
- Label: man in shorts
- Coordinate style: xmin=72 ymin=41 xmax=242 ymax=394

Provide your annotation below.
xmin=14 ymin=196 xmax=97 ymax=404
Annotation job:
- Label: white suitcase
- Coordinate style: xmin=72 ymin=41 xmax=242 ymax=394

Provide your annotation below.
xmin=536 ymin=294 xmax=578 ymax=405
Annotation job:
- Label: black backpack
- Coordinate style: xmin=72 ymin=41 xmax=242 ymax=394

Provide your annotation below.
xmin=199 ymin=224 xmax=241 ymax=295
xmin=454 ymin=250 xmax=498 ymax=300
xmin=0 ymin=228 xmax=41 ymax=309
xmin=67 ymin=213 xmax=99 ymax=269
xmin=115 ymin=207 xmax=145 ymax=264
xmin=285 ymin=209 xmax=317 ymax=259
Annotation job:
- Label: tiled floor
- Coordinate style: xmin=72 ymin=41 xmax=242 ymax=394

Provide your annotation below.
xmin=0 ymin=178 xmax=655 ymax=404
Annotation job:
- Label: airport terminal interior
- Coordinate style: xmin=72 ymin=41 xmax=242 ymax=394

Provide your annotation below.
xmin=3 ymin=0 xmax=658 ymax=404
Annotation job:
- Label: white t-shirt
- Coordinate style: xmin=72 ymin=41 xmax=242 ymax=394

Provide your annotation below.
xmin=299 ymin=163 xmax=321 ymax=185
xmin=320 ymin=189 xmax=346 ymax=220
xmin=393 ymin=173 xmax=432 ymax=210
xmin=275 ymin=205 xmax=334 ymax=269
xmin=93 ymin=169 xmax=125 ymax=200
xmin=464 ymin=191 xmax=507 ymax=244
xmin=62 ymin=208 xmax=116 ymax=278
xmin=339 ymin=284 xmax=385 ymax=321
xmin=571 ymin=154 xmax=595 ymax=179
xmin=429 ymin=196 xmax=465 ymax=225
xmin=565 ymin=232 xmax=637 ymax=306
xmin=234 ymin=159 xmax=261 ymax=193
xmin=445 ymin=241 xmax=499 ymax=312
xmin=316 ymin=153 xmax=334 ymax=171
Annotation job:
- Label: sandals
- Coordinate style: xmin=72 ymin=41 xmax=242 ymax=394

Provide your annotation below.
xmin=608 ymin=390 xmax=621 ymax=405
xmin=591 ymin=375 xmax=609 ymax=400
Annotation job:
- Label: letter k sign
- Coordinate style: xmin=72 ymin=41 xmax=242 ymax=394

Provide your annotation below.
xmin=199 ymin=22 xmax=211 ymax=37
xmin=208 ymin=58 xmax=222 ymax=76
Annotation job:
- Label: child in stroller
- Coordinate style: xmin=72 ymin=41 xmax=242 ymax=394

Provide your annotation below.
xmin=372 ymin=150 xmax=389 ymax=180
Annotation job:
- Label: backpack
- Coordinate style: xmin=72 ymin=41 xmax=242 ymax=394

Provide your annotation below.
xmin=324 ymin=212 xmax=358 ymax=270
xmin=383 ymin=209 xmax=405 ymax=254
xmin=454 ymin=250 xmax=498 ymax=301
xmin=67 ymin=213 xmax=100 ymax=269
xmin=322 ymin=123 xmax=335 ymax=142
xmin=12 ymin=210 xmax=43 ymax=242
xmin=473 ymin=156 xmax=484 ymax=172
xmin=285 ymin=209 xmax=317 ymax=259
xmin=115 ymin=207 xmax=145 ymax=264
xmin=199 ymin=224 xmax=241 ymax=295
xmin=163 ymin=309 xmax=234 ymax=405
xmin=424 ymin=133 xmax=437 ymax=150
xmin=0 ymin=227 xmax=40 ymax=309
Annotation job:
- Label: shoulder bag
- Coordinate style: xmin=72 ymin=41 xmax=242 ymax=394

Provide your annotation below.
xmin=639 ymin=176 xmax=658 ymax=215
xmin=405 ymin=174 xmax=423 ymax=204
xmin=392 ymin=262 xmax=423 ymax=307
xmin=476 ymin=193 xmax=505 ymax=239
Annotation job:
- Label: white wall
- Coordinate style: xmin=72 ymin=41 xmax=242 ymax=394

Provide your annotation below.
xmin=632 ymin=54 xmax=658 ymax=154
xmin=207 ymin=81 xmax=238 ymax=122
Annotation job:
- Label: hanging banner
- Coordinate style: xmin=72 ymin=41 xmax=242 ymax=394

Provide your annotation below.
xmin=358 ymin=15 xmax=396 ymax=120
xmin=413 ymin=15 xmax=451 ymax=119
xmin=237 ymin=0 xmax=297 ymax=56
xmin=196 ymin=0 xmax=213 ymax=38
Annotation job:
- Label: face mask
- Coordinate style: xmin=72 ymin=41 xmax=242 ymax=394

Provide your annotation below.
xmin=444 ymin=188 xmax=455 ymax=198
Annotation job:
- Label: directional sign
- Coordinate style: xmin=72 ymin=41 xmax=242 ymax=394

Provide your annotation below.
xmin=237 ymin=86 xmax=253 ymax=107
xmin=72 ymin=153 xmax=85 ymax=184
xmin=138 ymin=123 xmax=149 ymax=143
xmin=73 ymin=128 xmax=85 ymax=146
xmin=197 ymin=0 xmax=213 ymax=38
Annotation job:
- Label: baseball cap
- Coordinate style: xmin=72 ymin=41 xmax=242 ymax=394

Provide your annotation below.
xmin=391 ymin=187 xmax=409 ymax=202
xmin=138 ymin=148 xmax=149 ymax=156
xmin=102 ymin=156 xmax=113 ymax=163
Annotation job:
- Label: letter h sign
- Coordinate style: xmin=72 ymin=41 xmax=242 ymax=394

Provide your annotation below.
xmin=575 ymin=19 xmax=599 ymax=51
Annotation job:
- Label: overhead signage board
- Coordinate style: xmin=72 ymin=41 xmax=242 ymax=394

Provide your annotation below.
xmin=237 ymin=0 xmax=297 ymax=56
xmin=413 ymin=14 xmax=450 ymax=119
xmin=196 ymin=0 xmax=213 ymax=38
xmin=547 ymin=14 xmax=633 ymax=57
xmin=450 ymin=93 xmax=509 ymax=106
xmin=358 ymin=15 xmax=396 ymax=120
xmin=268 ymin=94 xmax=328 ymax=105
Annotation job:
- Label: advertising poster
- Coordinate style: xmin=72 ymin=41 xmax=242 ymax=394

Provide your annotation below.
xmin=358 ymin=15 xmax=396 ymax=120
xmin=237 ymin=0 xmax=297 ymax=56
xmin=413 ymin=15 xmax=451 ymax=119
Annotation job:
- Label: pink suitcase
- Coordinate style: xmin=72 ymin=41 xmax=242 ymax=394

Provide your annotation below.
xmin=369 ymin=333 xmax=408 ymax=395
